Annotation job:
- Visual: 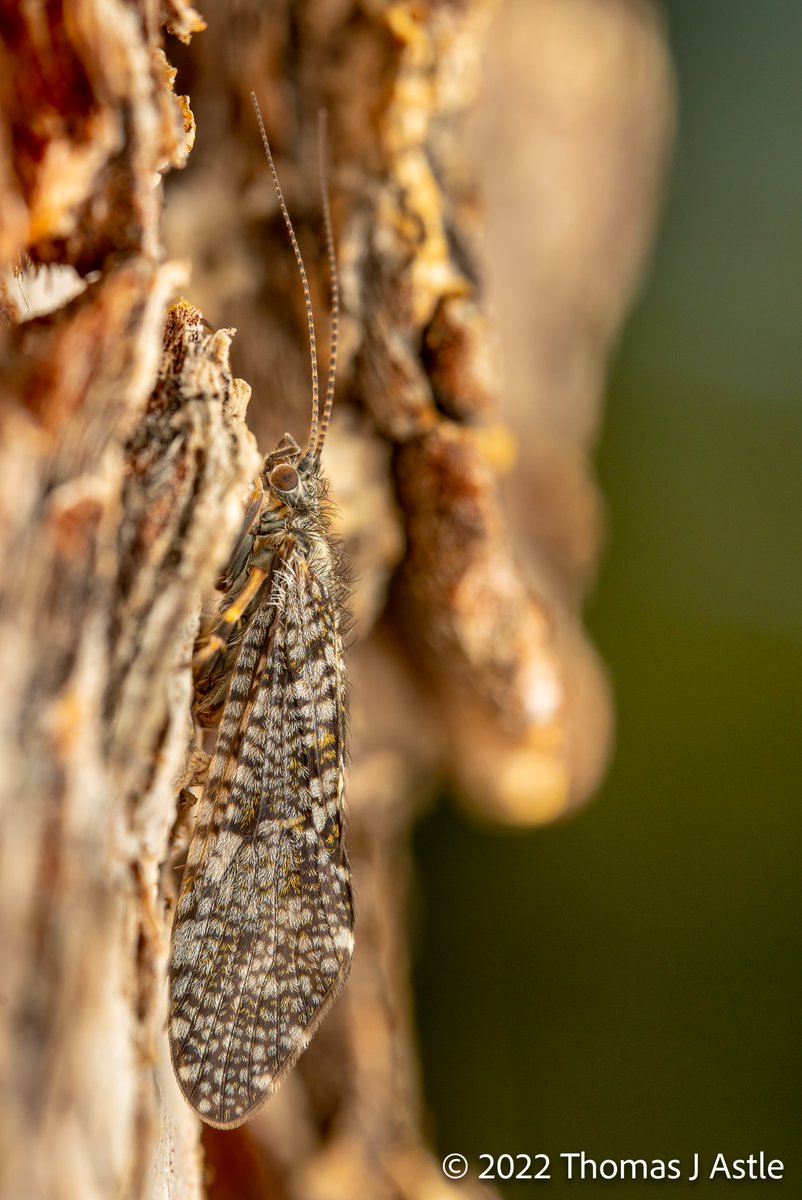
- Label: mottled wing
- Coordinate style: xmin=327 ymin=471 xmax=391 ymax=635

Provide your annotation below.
xmin=168 ymin=547 xmax=353 ymax=1128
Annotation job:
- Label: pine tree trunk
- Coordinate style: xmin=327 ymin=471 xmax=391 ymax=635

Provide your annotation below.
xmin=0 ymin=1 xmax=672 ymax=1197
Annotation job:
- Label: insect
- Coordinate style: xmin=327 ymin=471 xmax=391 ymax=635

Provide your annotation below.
xmin=167 ymin=94 xmax=354 ymax=1129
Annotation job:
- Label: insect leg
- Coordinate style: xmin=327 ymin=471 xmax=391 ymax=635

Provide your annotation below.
xmin=192 ymin=566 xmax=267 ymax=671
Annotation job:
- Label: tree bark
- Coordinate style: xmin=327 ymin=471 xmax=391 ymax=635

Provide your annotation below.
xmin=0 ymin=1 xmax=673 ymax=1197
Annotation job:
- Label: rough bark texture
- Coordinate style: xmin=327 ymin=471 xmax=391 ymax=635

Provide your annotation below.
xmin=0 ymin=1 xmax=673 ymax=1198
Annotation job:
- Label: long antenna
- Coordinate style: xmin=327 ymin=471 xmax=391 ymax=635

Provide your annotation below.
xmin=316 ymin=109 xmax=339 ymax=459
xmin=250 ymin=91 xmax=320 ymax=454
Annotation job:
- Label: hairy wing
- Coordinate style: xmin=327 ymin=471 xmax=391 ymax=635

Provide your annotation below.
xmin=168 ymin=550 xmax=353 ymax=1128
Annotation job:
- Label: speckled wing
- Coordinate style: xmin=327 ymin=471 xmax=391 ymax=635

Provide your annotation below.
xmin=168 ymin=546 xmax=353 ymax=1129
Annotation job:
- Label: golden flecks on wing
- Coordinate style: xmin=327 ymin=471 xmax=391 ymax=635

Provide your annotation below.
xmin=168 ymin=443 xmax=353 ymax=1129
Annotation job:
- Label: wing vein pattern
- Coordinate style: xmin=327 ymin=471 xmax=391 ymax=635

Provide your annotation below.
xmin=169 ymin=544 xmax=353 ymax=1128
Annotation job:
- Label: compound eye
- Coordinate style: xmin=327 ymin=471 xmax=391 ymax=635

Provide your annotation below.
xmin=269 ymin=463 xmax=299 ymax=493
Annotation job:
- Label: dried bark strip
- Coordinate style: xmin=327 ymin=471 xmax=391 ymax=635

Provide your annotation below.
xmin=0 ymin=1 xmax=673 ymax=1198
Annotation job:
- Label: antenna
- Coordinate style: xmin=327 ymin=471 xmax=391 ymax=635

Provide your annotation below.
xmin=250 ymin=91 xmax=320 ymax=454
xmin=316 ymin=109 xmax=339 ymax=459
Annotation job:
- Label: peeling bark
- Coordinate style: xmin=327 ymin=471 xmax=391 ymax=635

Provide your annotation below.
xmin=0 ymin=1 xmax=673 ymax=1197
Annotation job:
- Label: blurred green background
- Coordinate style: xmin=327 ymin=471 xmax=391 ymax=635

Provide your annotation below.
xmin=412 ymin=1 xmax=802 ymax=1194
